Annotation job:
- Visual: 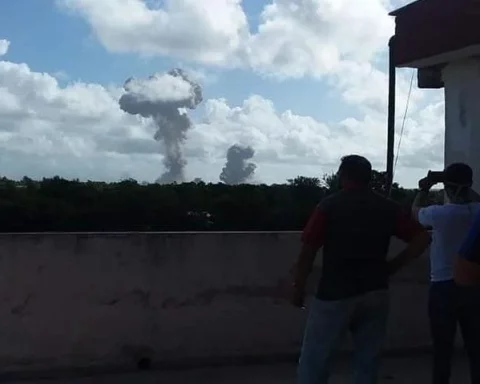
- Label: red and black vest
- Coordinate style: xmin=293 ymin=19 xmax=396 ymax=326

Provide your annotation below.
xmin=316 ymin=189 xmax=403 ymax=300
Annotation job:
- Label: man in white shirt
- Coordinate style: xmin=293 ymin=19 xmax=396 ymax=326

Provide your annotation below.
xmin=412 ymin=163 xmax=480 ymax=384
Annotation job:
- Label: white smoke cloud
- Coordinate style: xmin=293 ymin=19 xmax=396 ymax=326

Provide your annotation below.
xmin=0 ymin=39 xmax=10 ymax=56
xmin=220 ymin=144 xmax=257 ymax=185
xmin=123 ymin=74 xmax=195 ymax=103
xmin=119 ymin=68 xmax=203 ymax=183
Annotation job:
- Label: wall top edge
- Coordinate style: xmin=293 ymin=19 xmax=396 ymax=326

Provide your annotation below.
xmin=0 ymin=231 xmax=303 ymax=236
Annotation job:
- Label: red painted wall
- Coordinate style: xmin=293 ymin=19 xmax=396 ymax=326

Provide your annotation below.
xmin=391 ymin=0 xmax=480 ymax=67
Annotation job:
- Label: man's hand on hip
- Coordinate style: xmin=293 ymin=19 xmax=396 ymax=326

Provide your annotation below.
xmin=290 ymin=284 xmax=306 ymax=308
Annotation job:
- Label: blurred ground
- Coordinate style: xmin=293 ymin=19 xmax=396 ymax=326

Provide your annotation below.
xmin=3 ymin=353 xmax=469 ymax=383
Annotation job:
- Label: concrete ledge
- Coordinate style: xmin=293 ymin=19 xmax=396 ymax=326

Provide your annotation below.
xmin=0 ymin=232 xmax=435 ymax=374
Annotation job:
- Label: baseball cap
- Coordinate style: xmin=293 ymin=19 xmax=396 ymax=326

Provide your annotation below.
xmin=444 ymin=163 xmax=473 ymax=186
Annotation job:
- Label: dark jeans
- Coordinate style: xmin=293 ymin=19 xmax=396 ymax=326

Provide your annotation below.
xmin=298 ymin=290 xmax=389 ymax=384
xmin=429 ymin=280 xmax=480 ymax=384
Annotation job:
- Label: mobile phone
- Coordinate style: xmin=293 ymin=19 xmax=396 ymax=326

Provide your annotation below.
xmin=427 ymin=171 xmax=445 ymax=184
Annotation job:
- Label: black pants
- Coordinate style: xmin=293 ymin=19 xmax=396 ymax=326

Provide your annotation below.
xmin=429 ymin=280 xmax=480 ymax=384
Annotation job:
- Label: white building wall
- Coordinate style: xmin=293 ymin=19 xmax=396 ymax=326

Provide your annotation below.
xmin=443 ymin=59 xmax=480 ymax=192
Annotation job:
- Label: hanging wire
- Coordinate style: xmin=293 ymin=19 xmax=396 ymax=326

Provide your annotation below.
xmin=392 ymin=69 xmax=415 ymax=180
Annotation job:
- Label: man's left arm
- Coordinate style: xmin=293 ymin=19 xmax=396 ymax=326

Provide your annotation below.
xmin=387 ymin=208 xmax=431 ymax=276
xmin=290 ymin=206 xmax=325 ymax=307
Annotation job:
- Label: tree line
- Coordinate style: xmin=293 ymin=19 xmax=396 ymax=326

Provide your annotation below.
xmin=0 ymin=172 xmax=442 ymax=232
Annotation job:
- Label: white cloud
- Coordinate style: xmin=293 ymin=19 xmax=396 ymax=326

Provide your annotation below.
xmin=333 ymin=62 xmax=423 ymax=115
xmin=52 ymin=70 xmax=70 ymax=81
xmin=60 ymin=0 xmax=395 ymax=78
xmin=0 ymin=39 xmax=10 ymax=56
xmin=0 ymin=47 xmax=444 ymax=186
xmin=245 ymin=0 xmax=393 ymax=79
xmin=57 ymin=0 xmax=410 ymax=127
xmin=124 ymin=73 xmax=195 ymax=103
xmin=58 ymin=0 xmax=426 ymax=124
xmin=191 ymin=92 xmax=444 ymax=185
xmin=59 ymin=0 xmax=249 ymax=66
xmin=58 ymin=0 xmax=428 ymax=124
xmin=0 ymin=56 xmax=158 ymax=162
xmin=0 ymin=0 xmax=447 ymax=187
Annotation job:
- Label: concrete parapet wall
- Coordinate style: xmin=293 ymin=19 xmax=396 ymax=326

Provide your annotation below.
xmin=0 ymin=232 xmax=434 ymax=372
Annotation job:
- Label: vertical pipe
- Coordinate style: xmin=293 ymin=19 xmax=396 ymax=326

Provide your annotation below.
xmin=386 ymin=36 xmax=396 ymax=196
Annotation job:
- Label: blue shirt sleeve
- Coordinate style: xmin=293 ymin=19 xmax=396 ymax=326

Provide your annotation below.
xmin=459 ymin=210 xmax=480 ymax=263
xmin=417 ymin=205 xmax=439 ymax=228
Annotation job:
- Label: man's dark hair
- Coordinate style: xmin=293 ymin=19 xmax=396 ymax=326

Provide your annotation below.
xmin=338 ymin=155 xmax=372 ymax=185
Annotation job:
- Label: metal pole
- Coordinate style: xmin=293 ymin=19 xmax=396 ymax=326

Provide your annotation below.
xmin=386 ymin=36 xmax=396 ymax=196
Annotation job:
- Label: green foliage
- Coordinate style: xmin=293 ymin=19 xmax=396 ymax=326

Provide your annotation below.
xmin=0 ymin=173 xmax=420 ymax=232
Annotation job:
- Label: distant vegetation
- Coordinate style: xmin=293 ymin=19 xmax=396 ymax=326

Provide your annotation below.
xmin=0 ymin=172 xmax=442 ymax=232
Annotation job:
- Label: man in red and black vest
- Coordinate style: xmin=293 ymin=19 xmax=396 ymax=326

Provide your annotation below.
xmin=291 ymin=155 xmax=431 ymax=384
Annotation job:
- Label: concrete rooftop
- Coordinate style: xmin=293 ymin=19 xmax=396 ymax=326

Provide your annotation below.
xmin=4 ymin=354 xmax=469 ymax=384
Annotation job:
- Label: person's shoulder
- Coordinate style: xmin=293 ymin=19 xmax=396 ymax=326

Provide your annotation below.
xmin=317 ymin=190 xmax=347 ymax=210
xmin=422 ymin=204 xmax=443 ymax=210
xmin=420 ymin=204 xmax=458 ymax=224
xmin=435 ymin=203 xmax=475 ymax=215
xmin=418 ymin=204 xmax=444 ymax=216
xmin=369 ymin=191 xmax=403 ymax=210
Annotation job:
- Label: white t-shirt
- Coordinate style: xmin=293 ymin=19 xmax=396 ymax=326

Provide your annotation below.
xmin=418 ymin=203 xmax=480 ymax=282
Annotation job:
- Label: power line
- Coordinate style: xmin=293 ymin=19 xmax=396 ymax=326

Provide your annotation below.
xmin=393 ymin=70 xmax=415 ymax=180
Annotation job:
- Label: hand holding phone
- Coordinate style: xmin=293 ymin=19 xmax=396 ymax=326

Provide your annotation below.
xmin=427 ymin=171 xmax=445 ymax=184
xmin=418 ymin=170 xmax=443 ymax=191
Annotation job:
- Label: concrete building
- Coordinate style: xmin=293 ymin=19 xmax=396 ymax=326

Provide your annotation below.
xmin=390 ymin=0 xmax=480 ymax=191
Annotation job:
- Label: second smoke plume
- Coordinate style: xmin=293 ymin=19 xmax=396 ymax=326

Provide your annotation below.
xmin=220 ymin=144 xmax=257 ymax=185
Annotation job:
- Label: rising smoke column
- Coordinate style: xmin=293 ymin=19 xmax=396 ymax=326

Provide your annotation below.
xmin=220 ymin=144 xmax=257 ymax=185
xmin=119 ymin=68 xmax=203 ymax=183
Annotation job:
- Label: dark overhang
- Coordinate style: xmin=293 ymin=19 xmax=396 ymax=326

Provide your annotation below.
xmin=390 ymin=0 xmax=480 ymax=68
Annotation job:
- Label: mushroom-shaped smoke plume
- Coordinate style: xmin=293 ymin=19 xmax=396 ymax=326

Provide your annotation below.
xmin=119 ymin=68 xmax=203 ymax=184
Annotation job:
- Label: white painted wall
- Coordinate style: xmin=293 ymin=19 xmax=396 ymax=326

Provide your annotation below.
xmin=443 ymin=59 xmax=480 ymax=192
xmin=0 ymin=233 xmax=432 ymax=373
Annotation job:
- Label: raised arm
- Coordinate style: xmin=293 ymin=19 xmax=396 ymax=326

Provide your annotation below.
xmin=412 ymin=176 xmax=435 ymax=223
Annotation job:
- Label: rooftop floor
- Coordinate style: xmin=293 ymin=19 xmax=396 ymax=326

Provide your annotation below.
xmin=5 ymin=353 xmax=469 ymax=383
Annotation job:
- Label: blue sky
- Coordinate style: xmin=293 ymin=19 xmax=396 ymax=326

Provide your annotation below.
xmin=0 ymin=0 xmax=347 ymax=120
xmin=0 ymin=0 xmax=443 ymax=186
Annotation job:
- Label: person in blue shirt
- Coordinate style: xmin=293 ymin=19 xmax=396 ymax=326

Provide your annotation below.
xmin=456 ymin=207 xmax=480 ymax=286
xmin=412 ymin=163 xmax=480 ymax=384
xmin=453 ymin=209 xmax=480 ymax=384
